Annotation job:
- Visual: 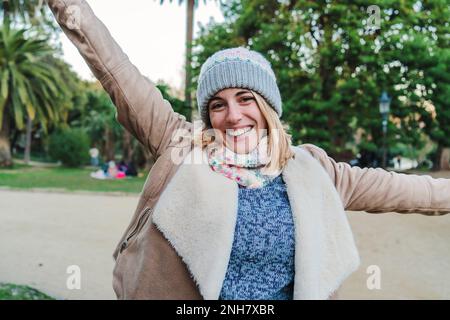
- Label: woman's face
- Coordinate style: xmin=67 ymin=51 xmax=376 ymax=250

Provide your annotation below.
xmin=208 ymin=88 xmax=268 ymax=154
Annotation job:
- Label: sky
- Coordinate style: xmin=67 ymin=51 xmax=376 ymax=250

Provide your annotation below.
xmin=60 ymin=0 xmax=224 ymax=91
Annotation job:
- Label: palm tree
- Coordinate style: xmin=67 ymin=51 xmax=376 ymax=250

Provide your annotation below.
xmin=82 ymin=89 xmax=123 ymax=162
xmin=1 ymin=0 xmax=60 ymax=165
xmin=0 ymin=25 xmax=66 ymax=166
xmin=159 ymin=0 xmax=210 ymax=121
xmin=1 ymin=0 xmax=55 ymax=30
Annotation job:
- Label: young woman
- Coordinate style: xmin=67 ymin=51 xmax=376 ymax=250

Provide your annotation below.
xmin=47 ymin=0 xmax=450 ymax=300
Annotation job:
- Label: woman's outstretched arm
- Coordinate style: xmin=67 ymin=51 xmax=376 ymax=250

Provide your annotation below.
xmin=47 ymin=0 xmax=191 ymax=159
xmin=301 ymin=144 xmax=450 ymax=215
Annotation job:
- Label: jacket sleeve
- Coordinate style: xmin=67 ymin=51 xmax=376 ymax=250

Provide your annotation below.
xmin=47 ymin=0 xmax=192 ymax=158
xmin=300 ymin=144 xmax=450 ymax=215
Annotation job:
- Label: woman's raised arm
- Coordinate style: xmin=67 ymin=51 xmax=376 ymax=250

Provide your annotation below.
xmin=47 ymin=0 xmax=191 ymax=158
xmin=301 ymin=143 xmax=450 ymax=215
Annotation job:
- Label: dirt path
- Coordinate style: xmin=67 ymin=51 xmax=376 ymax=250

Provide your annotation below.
xmin=339 ymin=170 xmax=450 ymax=299
xmin=340 ymin=211 xmax=450 ymax=299
xmin=0 ymin=189 xmax=137 ymax=300
xmin=1 ymin=183 xmax=449 ymax=299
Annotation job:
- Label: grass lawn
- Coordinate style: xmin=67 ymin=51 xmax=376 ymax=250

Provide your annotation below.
xmin=0 ymin=163 xmax=147 ymax=194
xmin=0 ymin=283 xmax=55 ymax=300
xmin=1 ymin=160 xmax=448 ymax=195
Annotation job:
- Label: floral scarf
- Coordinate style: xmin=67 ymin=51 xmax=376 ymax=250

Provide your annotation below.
xmin=206 ymin=135 xmax=282 ymax=189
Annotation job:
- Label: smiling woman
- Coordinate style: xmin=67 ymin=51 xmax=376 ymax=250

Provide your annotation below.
xmin=46 ymin=0 xmax=450 ymax=301
xmin=208 ymin=89 xmax=267 ymax=155
xmin=200 ymin=87 xmax=294 ymax=183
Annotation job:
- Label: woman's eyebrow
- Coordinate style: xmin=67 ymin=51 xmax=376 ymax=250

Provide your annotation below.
xmin=209 ymin=96 xmax=223 ymax=102
xmin=210 ymin=91 xmax=250 ymax=101
xmin=235 ymin=90 xmax=251 ymax=96
xmin=209 ymin=90 xmax=251 ymax=103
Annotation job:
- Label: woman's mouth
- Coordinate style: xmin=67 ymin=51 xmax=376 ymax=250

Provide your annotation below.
xmin=225 ymin=126 xmax=254 ymax=139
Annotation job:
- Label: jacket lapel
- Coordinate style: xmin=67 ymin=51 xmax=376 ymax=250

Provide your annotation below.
xmin=152 ymin=145 xmax=360 ymax=300
xmin=283 ymin=146 xmax=360 ymax=299
xmin=152 ymin=146 xmax=238 ymax=299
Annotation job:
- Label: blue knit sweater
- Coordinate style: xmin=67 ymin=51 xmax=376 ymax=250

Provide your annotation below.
xmin=219 ymin=174 xmax=295 ymax=300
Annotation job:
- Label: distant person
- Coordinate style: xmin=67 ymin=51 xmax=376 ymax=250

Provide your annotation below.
xmin=107 ymin=160 xmax=118 ymax=178
xmin=396 ymin=155 xmax=402 ymax=170
xmin=101 ymin=162 xmax=108 ymax=175
xmin=89 ymin=146 xmax=100 ymax=167
xmin=117 ymin=159 xmax=138 ymax=177
xmin=118 ymin=160 xmax=128 ymax=173
xmin=359 ymin=148 xmax=377 ymax=168
xmin=125 ymin=161 xmax=138 ymax=177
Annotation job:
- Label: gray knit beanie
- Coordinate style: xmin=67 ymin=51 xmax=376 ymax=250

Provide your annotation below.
xmin=196 ymin=47 xmax=282 ymax=127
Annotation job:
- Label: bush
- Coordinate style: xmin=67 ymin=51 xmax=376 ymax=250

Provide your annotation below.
xmin=48 ymin=128 xmax=90 ymax=167
xmin=0 ymin=283 xmax=55 ymax=300
xmin=416 ymin=159 xmax=433 ymax=170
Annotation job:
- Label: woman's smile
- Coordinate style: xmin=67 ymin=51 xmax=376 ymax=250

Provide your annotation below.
xmin=208 ymin=88 xmax=268 ymax=154
xmin=224 ymin=126 xmax=258 ymax=152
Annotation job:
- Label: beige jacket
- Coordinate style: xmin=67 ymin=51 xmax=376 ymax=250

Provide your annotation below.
xmin=48 ymin=0 xmax=450 ymax=300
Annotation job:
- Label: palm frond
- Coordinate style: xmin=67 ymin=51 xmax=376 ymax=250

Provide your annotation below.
xmin=0 ymin=24 xmax=70 ymax=132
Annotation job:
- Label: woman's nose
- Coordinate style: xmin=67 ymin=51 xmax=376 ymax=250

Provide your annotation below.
xmin=225 ymin=103 xmax=243 ymax=124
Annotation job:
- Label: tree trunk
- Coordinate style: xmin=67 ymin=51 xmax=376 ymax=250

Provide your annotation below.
xmin=10 ymin=128 xmax=19 ymax=156
xmin=0 ymin=106 xmax=12 ymax=167
xmin=2 ymin=0 xmax=11 ymax=28
xmin=185 ymin=0 xmax=195 ymax=121
xmin=2 ymin=3 xmax=13 ymax=166
xmin=439 ymin=147 xmax=450 ymax=170
xmin=432 ymin=145 xmax=442 ymax=171
xmin=104 ymin=127 xmax=115 ymax=161
xmin=122 ymin=130 xmax=133 ymax=163
xmin=24 ymin=116 xmax=32 ymax=164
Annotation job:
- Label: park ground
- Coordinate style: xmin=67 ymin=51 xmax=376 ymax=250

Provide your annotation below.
xmin=0 ymin=168 xmax=449 ymax=299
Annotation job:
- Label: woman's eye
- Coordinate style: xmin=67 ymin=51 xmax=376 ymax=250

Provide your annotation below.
xmin=211 ymin=103 xmax=223 ymax=109
xmin=241 ymin=97 xmax=254 ymax=103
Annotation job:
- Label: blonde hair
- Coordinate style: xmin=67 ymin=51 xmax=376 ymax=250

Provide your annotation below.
xmin=197 ymin=90 xmax=295 ymax=173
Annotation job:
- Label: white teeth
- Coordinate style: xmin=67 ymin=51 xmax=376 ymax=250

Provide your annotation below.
xmin=226 ymin=126 xmax=252 ymax=137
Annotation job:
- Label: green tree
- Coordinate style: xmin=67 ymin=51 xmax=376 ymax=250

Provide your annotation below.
xmin=366 ymin=0 xmax=450 ymax=169
xmin=424 ymin=47 xmax=450 ymax=170
xmin=157 ymin=82 xmax=188 ymax=117
xmin=0 ymin=25 xmax=69 ymax=166
xmin=1 ymin=0 xmax=64 ymax=165
xmin=48 ymin=127 xmax=90 ymax=167
xmin=1 ymin=0 xmax=56 ymax=31
xmin=80 ymin=87 xmax=123 ymax=162
xmin=74 ymin=81 xmax=185 ymax=168
xmin=192 ymin=0 xmax=448 ymax=164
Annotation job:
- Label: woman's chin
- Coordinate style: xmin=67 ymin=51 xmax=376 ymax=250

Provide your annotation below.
xmin=223 ymin=131 xmax=259 ymax=154
xmin=226 ymin=142 xmax=258 ymax=154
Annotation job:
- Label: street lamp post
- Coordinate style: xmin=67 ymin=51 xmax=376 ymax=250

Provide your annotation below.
xmin=379 ymin=91 xmax=391 ymax=169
